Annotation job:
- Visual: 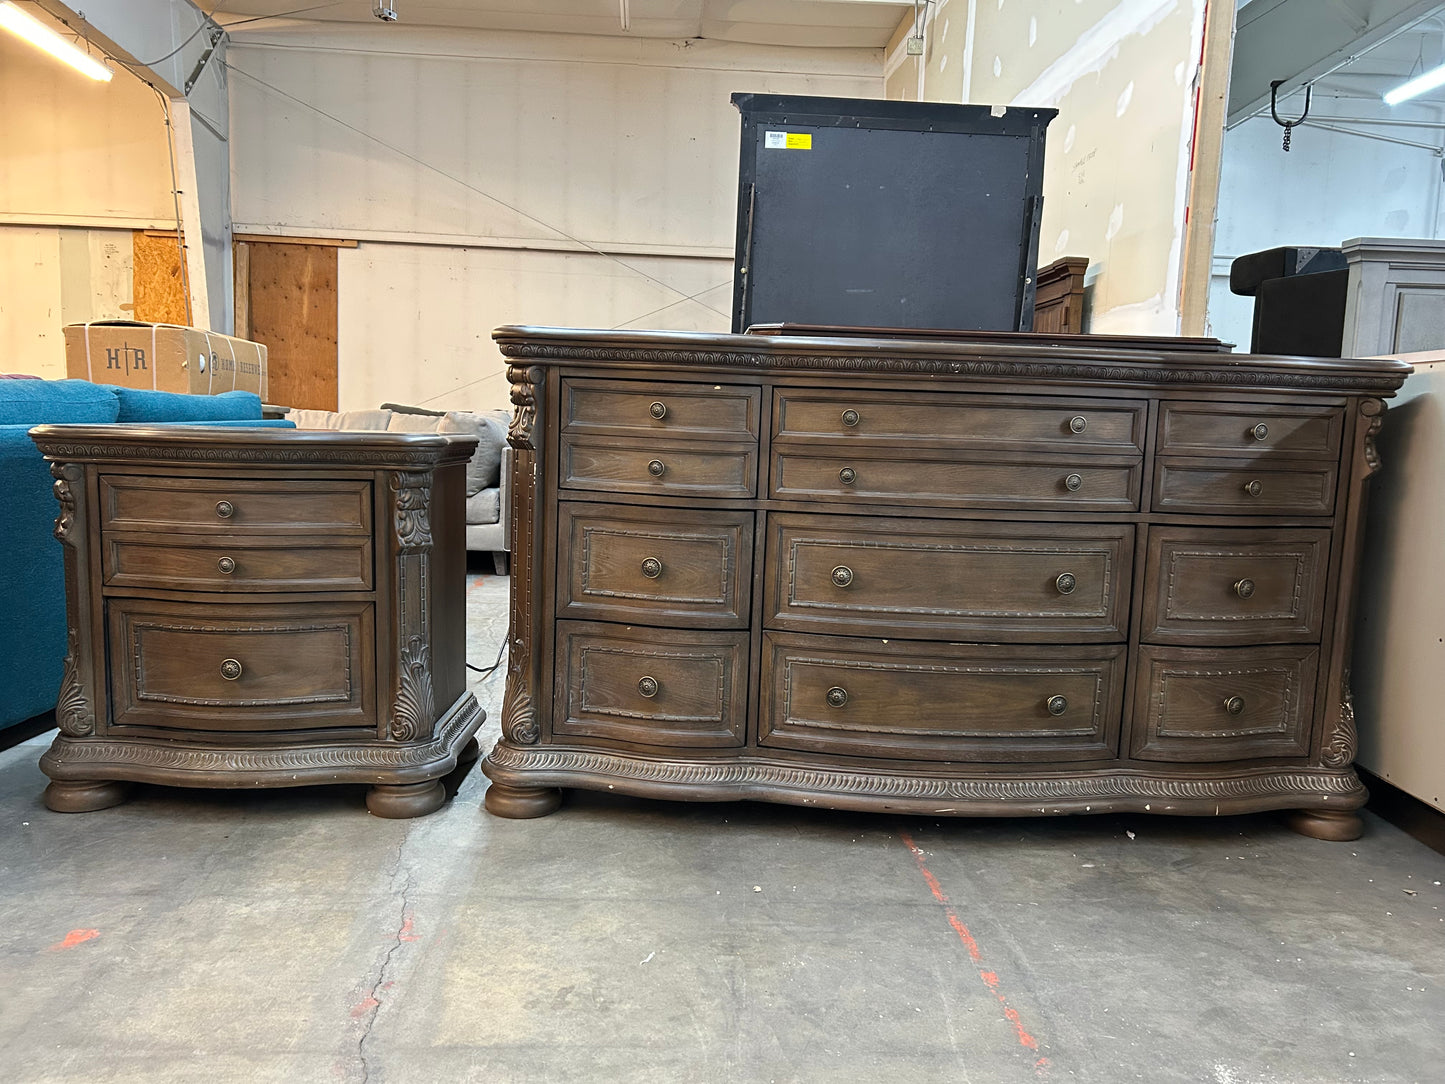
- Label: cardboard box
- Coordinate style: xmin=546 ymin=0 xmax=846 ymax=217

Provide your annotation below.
xmin=63 ymin=321 xmax=268 ymax=397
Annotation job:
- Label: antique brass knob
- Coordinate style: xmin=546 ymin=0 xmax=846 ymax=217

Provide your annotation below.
xmin=826 ymin=686 xmax=849 ymax=708
xmin=1234 ymin=578 xmax=1255 ymax=599
xmin=1224 ymin=696 xmax=1246 ymax=716
xmin=839 ymin=467 xmax=857 ymax=485
xmin=215 ymin=500 xmax=234 ymax=519
xmin=220 ymin=658 xmax=243 ymax=681
xmin=1056 ymin=572 xmax=1077 ymax=595
xmin=649 ymin=401 xmax=667 ymax=420
xmin=831 ymin=565 xmax=854 ymax=588
xmin=1064 ymin=473 xmax=1083 ymax=492
xmin=1252 ymin=423 xmax=1269 ymax=441
xmin=647 ymin=459 xmax=666 ymax=478
xmin=1244 ymin=479 xmax=1263 ymax=497
xmin=637 ymin=676 xmax=659 ymax=698
xmin=1046 ymin=695 xmax=1068 ymax=716
xmin=217 ymin=556 xmax=236 ymax=574
xmin=641 ymin=557 xmax=663 ymax=579
xmin=1068 ymin=415 xmax=1088 ymax=434
xmin=841 ymin=409 xmax=860 ymax=428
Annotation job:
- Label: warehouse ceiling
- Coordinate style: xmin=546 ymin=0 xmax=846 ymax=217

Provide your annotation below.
xmin=209 ymin=0 xmax=913 ymax=48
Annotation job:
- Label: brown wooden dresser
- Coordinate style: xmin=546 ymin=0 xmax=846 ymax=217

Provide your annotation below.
xmin=29 ymin=426 xmax=483 ymax=818
xmin=481 ymin=327 xmax=1410 ymax=840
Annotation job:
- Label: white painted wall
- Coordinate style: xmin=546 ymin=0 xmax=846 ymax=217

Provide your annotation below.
xmin=227 ymin=25 xmax=882 ymax=411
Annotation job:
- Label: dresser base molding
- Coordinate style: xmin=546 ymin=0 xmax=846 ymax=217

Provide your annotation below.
xmin=482 ymin=742 xmax=1367 ymax=819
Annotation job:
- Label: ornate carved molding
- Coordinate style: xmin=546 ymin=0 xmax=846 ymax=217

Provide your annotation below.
xmin=1322 ymin=673 xmax=1358 ymax=769
xmin=390 ymin=472 xmax=433 ymax=552
xmin=55 ymin=629 xmax=93 ymax=737
xmin=507 ymin=364 xmax=545 ymax=451
xmin=502 ymin=643 xmax=538 ymax=744
xmin=50 ymin=462 xmax=82 ymax=546
xmin=392 ymin=636 xmax=435 ymax=742
xmin=1359 ymin=398 xmax=1386 ymax=477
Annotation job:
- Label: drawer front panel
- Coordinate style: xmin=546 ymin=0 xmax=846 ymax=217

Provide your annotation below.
xmin=562 ymin=378 xmax=761 ymax=439
xmin=1157 ymin=403 xmax=1344 ymax=459
xmin=772 ymin=452 xmax=1140 ymax=511
xmin=774 ymin=389 xmax=1146 ymax=453
xmin=554 ymin=623 xmax=747 ymax=748
xmin=101 ymin=477 xmax=372 ymax=534
xmin=1153 ymin=459 xmax=1337 ymax=516
xmin=1130 ymin=645 xmax=1318 ymax=761
xmin=762 ymin=633 xmax=1124 ymax=762
xmin=108 ymin=600 xmax=375 ymax=732
xmin=104 ymin=535 xmax=373 ymax=592
xmin=557 ymin=503 xmax=753 ymax=626
xmin=1141 ymin=527 xmax=1331 ymax=644
xmin=766 ymin=514 xmax=1133 ymax=641
xmin=562 ymin=436 xmax=756 ymax=498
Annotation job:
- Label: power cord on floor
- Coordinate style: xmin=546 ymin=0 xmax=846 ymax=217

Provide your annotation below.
xmin=466 ymin=638 xmax=507 ymax=680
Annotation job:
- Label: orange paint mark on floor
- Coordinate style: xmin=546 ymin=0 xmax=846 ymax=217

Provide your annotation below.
xmin=399 ymin=915 xmax=420 ymax=943
xmin=350 ymin=997 xmax=379 ymax=1018
xmin=50 ymin=929 xmax=99 ymax=950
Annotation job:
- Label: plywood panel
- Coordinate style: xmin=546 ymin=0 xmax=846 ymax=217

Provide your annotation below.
xmin=248 ymin=242 xmax=338 ymax=410
xmin=133 ymin=231 xmax=190 ymax=326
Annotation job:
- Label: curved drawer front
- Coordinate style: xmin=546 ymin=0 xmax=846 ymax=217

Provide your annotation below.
xmin=108 ymin=600 xmax=375 ymax=732
xmin=774 ymin=389 xmax=1146 ymax=453
xmin=100 ymin=477 xmax=372 ymax=534
xmin=1153 ymin=459 xmax=1337 ymax=516
xmin=557 ymin=503 xmax=753 ymax=626
xmin=554 ymin=622 xmax=747 ymax=748
xmin=1141 ymin=527 xmax=1331 ymax=644
xmin=561 ymin=436 xmax=756 ymax=498
xmin=1130 ymin=645 xmax=1318 ymax=761
xmin=762 ymin=633 xmax=1124 ymax=762
xmin=562 ymin=378 xmax=760 ymax=440
xmin=1158 ymin=403 xmax=1344 ymax=460
xmin=766 ymin=514 xmax=1133 ymax=641
xmin=772 ymin=451 xmax=1140 ymax=511
xmin=104 ymin=535 xmax=373 ymax=592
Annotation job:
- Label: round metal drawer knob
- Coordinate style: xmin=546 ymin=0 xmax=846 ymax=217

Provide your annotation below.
xmin=838 ymin=467 xmax=857 ymax=485
xmin=215 ymin=500 xmax=234 ymax=519
xmin=1252 ymin=423 xmax=1270 ymax=441
xmin=1064 ymin=473 xmax=1083 ymax=492
xmin=1224 ymin=696 xmax=1246 ymax=716
xmin=841 ymin=409 xmax=860 ymax=428
xmin=1056 ymin=572 xmax=1077 ymax=595
xmin=826 ymin=686 xmax=849 ymax=708
xmin=1244 ymin=479 xmax=1263 ymax=497
xmin=1068 ymin=415 xmax=1088 ymax=434
xmin=1234 ymin=578 xmax=1256 ymax=599
xmin=647 ymin=459 xmax=666 ymax=478
xmin=640 ymin=556 xmax=663 ymax=579
xmin=831 ymin=565 xmax=854 ymax=588
xmin=649 ymin=401 xmax=667 ymax=420
xmin=219 ymin=658 xmax=243 ymax=681
xmin=637 ymin=676 xmax=659 ymax=698
xmin=1046 ymin=695 xmax=1068 ymax=716
xmin=217 ymin=556 xmax=236 ymax=574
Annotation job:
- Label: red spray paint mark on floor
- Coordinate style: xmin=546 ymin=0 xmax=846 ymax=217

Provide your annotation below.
xmin=900 ymin=832 xmax=1051 ymax=1077
xmin=350 ymin=996 xmax=379 ymax=1018
xmin=399 ymin=915 xmax=420 ymax=942
xmin=50 ymin=929 xmax=100 ymax=950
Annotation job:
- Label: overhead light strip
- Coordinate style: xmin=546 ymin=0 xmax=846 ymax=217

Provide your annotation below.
xmin=0 ymin=1 xmax=112 ymax=81
xmin=1384 ymin=62 xmax=1445 ymax=106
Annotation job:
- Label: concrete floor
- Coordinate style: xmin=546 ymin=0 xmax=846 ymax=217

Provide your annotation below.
xmin=2 ymin=572 xmax=1444 ymax=1083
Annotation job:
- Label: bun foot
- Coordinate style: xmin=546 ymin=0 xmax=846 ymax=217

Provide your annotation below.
xmin=366 ymin=779 xmax=446 ymax=819
xmin=1287 ymin=808 xmax=1364 ymax=841
xmin=441 ymin=738 xmax=482 ymax=799
xmin=44 ymin=780 xmax=132 ymax=813
xmin=484 ymin=781 xmax=563 ymax=819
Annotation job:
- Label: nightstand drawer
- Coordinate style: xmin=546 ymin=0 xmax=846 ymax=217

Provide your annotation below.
xmin=557 ymin=503 xmax=753 ymax=627
xmin=107 ymin=599 xmax=376 ymax=732
xmin=561 ymin=436 xmax=756 ymax=498
xmin=562 ymin=378 xmax=761 ymax=440
xmin=103 ymin=534 xmax=374 ymax=592
xmin=100 ymin=477 xmax=372 ymax=535
xmin=1153 ymin=459 xmax=1337 ymax=516
xmin=1158 ymin=403 xmax=1344 ymax=459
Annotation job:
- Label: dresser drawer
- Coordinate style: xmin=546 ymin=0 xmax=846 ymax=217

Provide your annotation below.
xmin=561 ymin=436 xmax=756 ymax=498
xmin=562 ymin=378 xmax=761 ymax=440
xmin=1129 ymin=645 xmax=1318 ymax=761
xmin=103 ymin=534 xmax=374 ymax=592
xmin=1153 ymin=458 xmax=1337 ymax=516
xmin=557 ymin=503 xmax=753 ymax=627
xmin=1140 ymin=527 xmax=1331 ymax=644
xmin=554 ymin=622 xmax=747 ymax=748
xmin=766 ymin=514 xmax=1133 ymax=642
xmin=107 ymin=599 xmax=376 ymax=732
xmin=771 ymin=451 xmax=1141 ymax=511
xmin=100 ymin=477 xmax=372 ymax=535
xmin=762 ymin=633 xmax=1123 ymax=762
xmin=1157 ymin=402 xmax=1344 ymax=460
xmin=774 ymin=389 xmax=1146 ymax=453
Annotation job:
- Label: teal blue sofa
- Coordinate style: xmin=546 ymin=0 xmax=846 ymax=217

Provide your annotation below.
xmin=1 ymin=379 xmax=295 ymax=736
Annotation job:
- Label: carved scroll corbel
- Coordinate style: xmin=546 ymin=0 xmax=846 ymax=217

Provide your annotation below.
xmin=50 ymin=461 xmax=82 ymax=545
xmin=1359 ymin=398 xmax=1385 ymax=477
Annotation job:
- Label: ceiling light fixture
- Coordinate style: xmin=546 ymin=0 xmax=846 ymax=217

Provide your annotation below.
xmin=1384 ymin=62 xmax=1445 ymax=106
xmin=0 ymin=1 xmax=111 ymax=81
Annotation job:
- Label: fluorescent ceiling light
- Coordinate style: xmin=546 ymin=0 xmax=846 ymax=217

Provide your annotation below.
xmin=1384 ymin=62 xmax=1445 ymax=106
xmin=0 ymin=1 xmax=112 ymax=81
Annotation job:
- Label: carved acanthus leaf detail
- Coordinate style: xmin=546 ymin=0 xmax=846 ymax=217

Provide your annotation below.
xmin=507 ymin=364 xmax=544 ymax=451
xmin=55 ymin=629 xmax=93 ymax=736
xmin=392 ymin=636 xmax=435 ymax=742
xmin=1322 ymin=673 xmax=1357 ymax=769
xmin=50 ymin=462 xmax=81 ymax=545
xmin=503 ymin=637 xmax=538 ymax=744
xmin=390 ymin=472 xmax=432 ymax=551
